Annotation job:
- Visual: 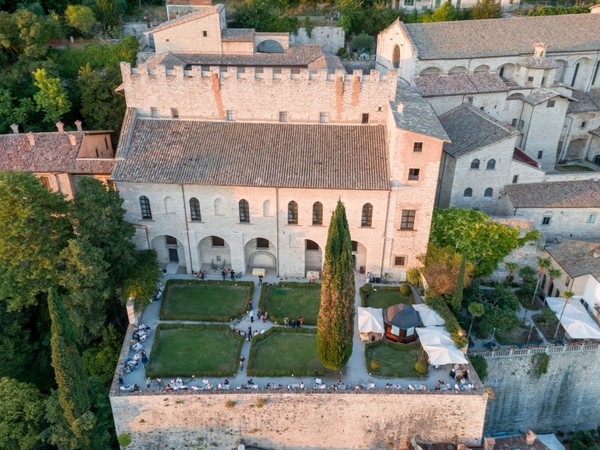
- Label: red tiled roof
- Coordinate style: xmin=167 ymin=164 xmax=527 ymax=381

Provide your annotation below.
xmin=512 ymin=147 xmax=539 ymax=168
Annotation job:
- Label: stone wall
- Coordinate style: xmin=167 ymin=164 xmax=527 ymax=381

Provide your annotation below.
xmin=291 ymin=26 xmax=345 ymax=54
xmin=480 ymin=344 xmax=600 ymax=434
xmin=110 ymin=389 xmax=488 ymax=449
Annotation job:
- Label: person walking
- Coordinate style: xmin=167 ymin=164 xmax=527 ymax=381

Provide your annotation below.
xmin=141 ymin=350 xmax=149 ymax=368
xmin=258 ymin=275 xmax=263 ymax=286
xmin=239 ymin=356 xmax=245 ymax=370
xmin=222 ymin=269 xmax=226 ymax=280
xmin=250 ymin=310 xmax=254 ymax=323
xmin=230 ymin=270 xmax=236 ymax=281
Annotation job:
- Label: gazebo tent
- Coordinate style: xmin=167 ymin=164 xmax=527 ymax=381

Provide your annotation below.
xmin=413 ymin=304 xmax=445 ymax=327
xmin=358 ymin=307 xmax=384 ymax=342
xmin=383 ymin=303 xmax=422 ymax=343
xmin=546 ymin=297 xmax=600 ymax=340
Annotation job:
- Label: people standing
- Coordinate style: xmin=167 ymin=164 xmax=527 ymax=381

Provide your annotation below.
xmin=230 ymin=270 xmax=236 ymax=281
xmin=258 ymin=275 xmax=263 ymax=286
xmin=141 ymin=350 xmax=149 ymax=368
xmin=250 ymin=310 xmax=254 ymax=323
xmin=221 ymin=269 xmax=226 ymax=280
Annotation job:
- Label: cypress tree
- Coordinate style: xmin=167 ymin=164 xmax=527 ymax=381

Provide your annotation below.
xmin=48 ymin=288 xmax=94 ymax=444
xmin=317 ymin=200 xmax=355 ymax=370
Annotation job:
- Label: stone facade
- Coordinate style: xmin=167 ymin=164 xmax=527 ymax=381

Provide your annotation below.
xmin=291 ymin=26 xmax=345 ymax=54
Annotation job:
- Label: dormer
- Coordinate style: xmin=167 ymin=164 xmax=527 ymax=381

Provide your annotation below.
xmin=515 ymin=42 xmax=559 ymax=88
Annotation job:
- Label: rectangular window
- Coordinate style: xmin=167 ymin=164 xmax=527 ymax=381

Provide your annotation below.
xmin=279 ymin=111 xmax=287 ymax=123
xmin=408 ymin=168 xmax=420 ymax=181
xmin=547 ymin=100 xmax=555 ymax=108
xmin=413 ymin=142 xmax=423 ymax=152
xmin=256 ymin=238 xmax=269 ymax=248
xmin=171 ymin=108 xmax=179 ymax=119
xmin=319 ymin=112 xmax=327 ymax=123
xmin=565 ymin=276 xmax=571 ymax=287
xmin=394 ymin=256 xmax=406 ymax=266
xmin=542 ymin=216 xmax=551 ymax=225
xmin=511 ymin=118 xmax=518 ymax=127
xmin=361 ymin=113 xmax=369 ymax=124
xmin=518 ymin=120 xmax=524 ymax=130
xmin=527 ymin=76 xmax=534 ymax=82
xmin=351 ymin=241 xmax=358 ymax=252
xmin=151 ymin=107 xmax=158 ymax=118
xmin=226 ymin=110 xmax=234 ymax=121
xmin=537 ymin=150 xmax=543 ymax=159
xmin=404 ymin=0 xmax=414 ymax=5
xmin=401 ymin=210 xmax=416 ymax=230
xmin=212 ymin=236 xmax=225 ymax=247
xmin=512 ymin=175 xmax=519 ymax=184
xmin=581 ymin=121 xmax=587 ymax=129
xmin=202 ymin=30 xmax=207 ymax=37
xmin=592 ymin=61 xmax=600 ymax=86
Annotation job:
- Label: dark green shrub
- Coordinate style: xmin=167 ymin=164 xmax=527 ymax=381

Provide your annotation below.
xmin=406 ymin=267 xmax=422 ymax=287
xmin=569 ymin=431 xmax=600 ymax=450
xmin=532 ymin=353 xmax=550 ymax=378
xmin=118 ymin=433 xmax=132 ymax=447
xmin=399 ymin=284 xmax=411 ymax=296
xmin=359 ymin=283 xmax=374 ymax=305
xmin=469 ymin=355 xmax=488 ymax=382
xmin=415 ymin=358 xmax=428 ymax=375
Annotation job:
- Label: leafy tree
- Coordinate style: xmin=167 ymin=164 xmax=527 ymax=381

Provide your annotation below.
xmin=503 ymin=261 xmax=519 ymax=284
xmin=317 ymin=200 xmax=355 ymax=370
xmin=0 ymin=172 xmax=72 ymax=310
xmin=232 ymin=0 xmax=298 ymax=32
xmin=33 ymin=67 xmax=71 ymax=124
xmin=547 ymin=267 xmax=562 ymax=293
xmin=432 ymin=1 xmax=457 ymax=21
xmin=570 ymin=431 xmax=600 ymax=450
xmin=429 ymin=208 xmax=521 ymax=277
xmin=418 ymin=244 xmax=473 ymax=297
xmin=0 ymin=377 xmax=47 ymax=450
xmin=450 ymin=253 xmax=467 ymax=312
xmin=0 ymin=305 xmax=35 ymax=380
xmin=471 ymin=0 xmax=502 ymax=19
xmin=553 ymin=290 xmax=574 ymax=340
xmin=518 ymin=265 xmax=537 ymax=284
xmin=65 ymin=5 xmax=97 ymax=36
xmin=121 ymin=250 xmax=161 ymax=309
xmin=468 ymin=285 xmax=520 ymax=337
xmin=350 ymin=33 xmax=374 ymax=53
xmin=467 ymin=302 xmax=484 ymax=340
xmin=82 ymin=325 xmax=123 ymax=385
xmin=532 ymin=256 xmax=551 ymax=305
xmin=94 ymin=0 xmax=120 ymax=32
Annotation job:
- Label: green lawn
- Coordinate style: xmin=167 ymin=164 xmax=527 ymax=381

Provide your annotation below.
xmin=160 ymin=283 xmax=250 ymax=321
xmin=556 ymin=164 xmax=594 ymax=172
xmin=263 ymin=284 xmax=321 ymax=325
xmin=364 ymin=288 xmax=414 ymax=309
xmin=147 ymin=325 xmax=242 ymax=377
xmin=247 ymin=329 xmax=333 ymax=376
xmin=365 ymin=341 xmax=422 ymax=378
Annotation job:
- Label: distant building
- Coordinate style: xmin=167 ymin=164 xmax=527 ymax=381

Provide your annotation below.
xmin=165 ymin=0 xmax=212 ymax=20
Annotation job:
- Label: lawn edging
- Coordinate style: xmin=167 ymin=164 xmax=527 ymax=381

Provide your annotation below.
xmin=146 ymin=323 xmax=243 ymax=378
xmin=260 ymin=282 xmax=320 ymax=325
xmin=160 ymin=279 xmax=254 ymax=322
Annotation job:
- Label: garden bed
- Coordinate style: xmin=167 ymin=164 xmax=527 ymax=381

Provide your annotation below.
xmin=260 ymin=282 xmax=321 ymax=325
xmin=361 ymin=285 xmax=414 ymax=309
xmin=146 ymin=324 xmax=243 ymax=377
xmin=160 ymin=279 xmax=253 ymax=321
xmin=533 ymin=310 xmax=562 ymax=342
xmin=496 ymin=323 xmax=543 ymax=346
xmin=365 ymin=340 xmax=422 ymax=378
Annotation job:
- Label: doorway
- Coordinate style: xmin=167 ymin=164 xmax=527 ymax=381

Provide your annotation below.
xmin=169 ymin=248 xmax=179 ymax=262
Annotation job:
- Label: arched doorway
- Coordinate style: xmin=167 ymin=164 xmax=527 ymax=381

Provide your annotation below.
xmin=151 ymin=235 xmax=186 ymax=272
xmin=392 ymin=45 xmax=400 ymax=69
xmin=566 ymin=138 xmax=588 ymax=161
xmin=197 ymin=236 xmax=231 ymax=272
xmin=305 ymin=240 xmax=323 ymax=277
xmin=244 ymin=238 xmax=277 ymax=275
xmin=351 ymin=240 xmax=367 ymax=273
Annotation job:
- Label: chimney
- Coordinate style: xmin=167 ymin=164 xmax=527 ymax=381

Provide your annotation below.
xmin=69 ymin=135 xmax=77 ymax=146
xmin=75 ymin=120 xmax=83 ymax=131
xmin=483 ymin=437 xmax=495 ymax=450
xmin=55 ymin=121 xmax=64 ymax=133
xmin=533 ymin=42 xmax=547 ymax=58
xmin=27 ymin=132 xmax=35 ymax=147
xmin=10 ymin=124 xmax=19 ymax=134
xmin=525 ymin=430 xmax=537 ymax=446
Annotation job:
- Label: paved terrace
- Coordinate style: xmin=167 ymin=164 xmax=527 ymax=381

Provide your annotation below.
xmin=111 ymin=273 xmax=483 ymax=396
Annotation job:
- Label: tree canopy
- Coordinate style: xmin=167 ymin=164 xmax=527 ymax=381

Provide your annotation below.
xmin=471 ymin=0 xmax=503 ymax=19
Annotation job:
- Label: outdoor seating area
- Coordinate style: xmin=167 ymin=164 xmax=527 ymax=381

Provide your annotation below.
xmin=546 ymin=297 xmax=600 ymax=340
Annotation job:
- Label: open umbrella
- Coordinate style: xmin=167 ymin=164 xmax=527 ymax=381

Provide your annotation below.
xmin=358 ymin=307 xmax=385 ymax=334
xmin=424 ymin=345 xmax=468 ymax=366
xmin=413 ymin=304 xmax=445 ymax=327
xmin=546 ymin=297 xmax=600 ymax=340
xmin=416 ymin=327 xmax=455 ymax=347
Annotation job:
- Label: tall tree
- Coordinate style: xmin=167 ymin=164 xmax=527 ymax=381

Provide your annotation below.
xmin=471 ymin=0 xmax=503 ymax=19
xmin=450 ymin=253 xmax=467 ymax=313
xmin=432 ymin=1 xmax=457 ymax=21
xmin=65 ymin=5 xmax=97 ymax=36
xmin=317 ymin=200 xmax=355 ymax=370
xmin=33 ymin=68 xmax=71 ymax=124
xmin=532 ymin=257 xmax=551 ymax=305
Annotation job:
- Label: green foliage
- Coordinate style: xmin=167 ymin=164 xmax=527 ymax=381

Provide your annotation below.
xmin=467 ymin=285 xmax=520 ymax=338
xmin=336 ymin=0 xmax=400 ymax=36
xmin=531 ymin=352 xmax=549 ymax=378
xmin=317 ymin=200 xmax=355 ymax=370
xmin=469 ymin=355 xmax=487 ymax=382
xmin=525 ymin=5 xmax=592 ymax=16
xmin=14 ymin=9 xmax=62 ymax=60
xmin=425 ymin=296 xmax=467 ymax=348
xmin=418 ymin=244 xmax=473 ymax=297
xmin=33 ymin=67 xmax=71 ymax=123
xmin=350 ymin=33 xmax=374 ymax=53
xmin=94 ymin=0 xmax=121 ymax=32
xmin=232 ymin=0 xmax=299 ymax=32
xmin=432 ymin=1 xmax=457 ymax=21
xmin=118 ymin=433 xmax=132 ymax=447
xmin=503 ymin=261 xmax=519 ymax=283
xmin=430 ymin=208 xmax=521 ymax=277
xmin=406 ymin=267 xmax=422 ymax=287
xmin=399 ymin=284 xmax=412 ymax=296
xmin=82 ymin=325 xmax=123 ymax=385
xmin=301 ymin=16 xmax=314 ymax=37
xmin=539 ymin=307 xmax=556 ymax=324
xmin=450 ymin=254 xmax=467 ymax=313
xmin=359 ymin=282 xmax=374 ymax=305
xmin=0 ymin=377 xmax=47 ymax=450
xmin=518 ymin=265 xmax=537 ymax=284
xmin=65 ymin=4 xmax=96 ymax=36
xmin=569 ymin=431 xmax=600 ymax=450
xmin=121 ymin=250 xmax=161 ymax=310
xmin=415 ymin=357 xmax=428 ymax=375
xmin=471 ymin=0 xmax=502 ymax=19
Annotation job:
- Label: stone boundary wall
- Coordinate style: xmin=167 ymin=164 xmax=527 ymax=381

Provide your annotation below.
xmin=544 ymin=172 xmax=600 ymax=182
xmin=476 ymin=344 xmax=600 ymax=434
xmin=291 ymin=26 xmax=345 ymax=54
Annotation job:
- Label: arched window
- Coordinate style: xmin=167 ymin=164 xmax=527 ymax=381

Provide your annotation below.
xmin=140 ymin=196 xmax=152 ymax=220
xmin=463 ymin=188 xmax=473 ymax=198
xmin=486 ymin=159 xmax=496 ymax=170
xmin=312 ymin=202 xmax=323 ymax=225
xmin=288 ymin=201 xmax=298 ymax=224
xmin=484 ymin=187 xmax=493 ymax=197
xmin=392 ymin=45 xmax=400 ymax=69
xmin=189 ymin=197 xmax=201 ymax=221
xmin=361 ymin=203 xmax=373 ymax=227
xmin=263 ymin=200 xmax=271 ymax=217
xmin=470 ymin=159 xmax=480 ymax=169
xmin=239 ymin=199 xmax=250 ymax=223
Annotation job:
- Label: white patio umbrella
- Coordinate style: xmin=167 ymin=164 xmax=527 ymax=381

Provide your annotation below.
xmin=357 ymin=307 xmax=385 ymax=334
xmin=546 ymin=297 xmax=600 ymax=340
xmin=423 ymin=345 xmax=468 ymax=366
xmin=537 ymin=434 xmax=565 ymax=450
xmin=413 ymin=304 xmax=445 ymax=327
xmin=416 ymin=327 xmax=455 ymax=347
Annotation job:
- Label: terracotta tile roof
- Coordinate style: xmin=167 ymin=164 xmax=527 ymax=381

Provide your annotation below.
xmin=0 ymin=131 xmax=114 ymax=175
xmin=439 ymin=104 xmax=519 ymax=157
xmin=545 ymin=239 xmax=600 ymax=280
xmin=151 ymin=5 xmax=222 ymax=34
xmin=504 ymin=179 xmax=600 ymax=208
xmin=513 ymin=147 xmax=540 ymax=168
xmin=522 ymin=89 xmax=572 ymax=106
xmin=568 ymin=89 xmax=600 ymax=113
xmin=415 ymin=73 xmax=508 ymax=97
xmin=112 ymin=118 xmax=390 ymax=190
xmin=393 ymin=80 xmax=449 ymax=141
xmin=221 ymin=28 xmax=255 ymax=42
xmin=402 ymin=14 xmax=600 ymax=60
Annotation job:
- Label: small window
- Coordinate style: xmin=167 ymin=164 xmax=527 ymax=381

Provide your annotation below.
xmin=486 ymin=159 xmax=496 ymax=170
xmin=581 ymin=121 xmax=587 ymax=129
xmin=547 ymin=100 xmax=555 ymax=108
xmin=394 ymin=256 xmax=406 ymax=267
xmin=212 ymin=236 xmax=225 ymax=247
xmin=351 ymin=241 xmax=358 ymax=252
xmin=239 ymin=199 xmax=250 ymax=223
xmin=512 ymin=175 xmax=519 ymax=184
xmin=542 ymin=216 xmax=551 ymax=225
xmin=463 ymin=188 xmax=473 ymax=198
xmin=587 ymin=214 xmax=596 ymax=224
xmin=471 ymin=159 xmax=480 ymax=170
xmin=312 ymin=202 xmax=323 ymax=225
xmin=306 ymin=240 xmax=319 ymax=250
xmin=361 ymin=203 xmax=373 ymax=227
xmin=319 ymin=112 xmax=327 ymax=123
xmin=171 ymin=108 xmax=179 ymax=119
xmin=151 ymin=107 xmax=158 ymax=118
xmin=511 ymin=118 xmax=518 ymax=127
xmin=166 ymin=235 xmax=177 ymax=245
xmin=401 ymin=210 xmax=415 ymax=230
xmin=484 ymin=187 xmax=493 ymax=197
xmin=279 ymin=111 xmax=287 ymax=123
xmin=140 ymin=196 xmax=152 ymax=220
xmin=527 ymin=76 xmax=534 ymax=82
xmin=408 ymin=168 xmax=420 ymax=181
xmin=361 ymin=113 xmax=369 ymax=124
xmin=413 ymin=142 xmax=423 ymax=152
xmin=189 ymin=197 xmax=201 ymax=221
xmin=227 ymin=110 xmax=234 ymax=121
xmin=202 ymin=30 xmax=207 ymax=37
xmin=288 ymin=201 xmax=298 ymax=224
xmin=256 ymin=238 xmax=269 ymax=248
xmin=537 ymin=151 xmax=543 ymax=160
